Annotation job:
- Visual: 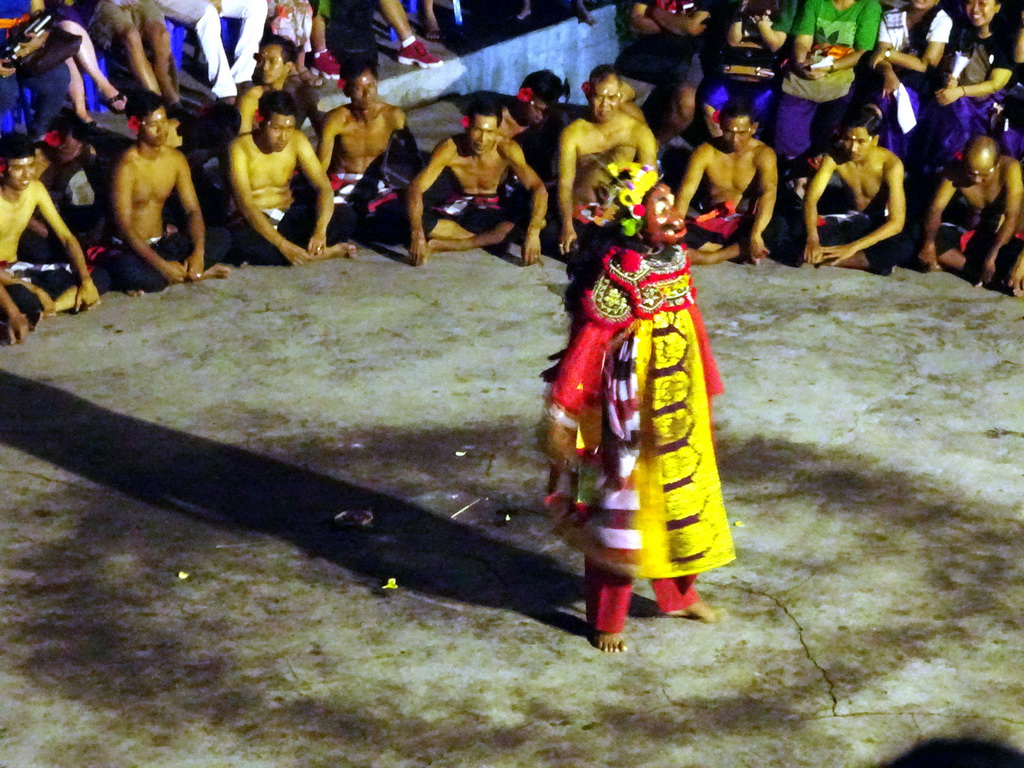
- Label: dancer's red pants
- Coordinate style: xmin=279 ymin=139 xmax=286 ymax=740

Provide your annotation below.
xmin=584 ymin=559 xmax=699 ymax=633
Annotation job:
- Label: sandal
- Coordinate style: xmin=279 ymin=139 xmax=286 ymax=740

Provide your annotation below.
xmin=101 ymin=91 xmax=128 ymax=114
xmin=423 ymin=25 xmax=443 ymax=42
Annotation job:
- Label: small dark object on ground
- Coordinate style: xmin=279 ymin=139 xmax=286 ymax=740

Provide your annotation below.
xmin=332 ymin=509 xmax=374 ymax=529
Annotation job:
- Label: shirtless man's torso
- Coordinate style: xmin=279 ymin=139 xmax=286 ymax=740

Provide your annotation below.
xmin=557 ymin=68 xmax=658 ymax=253
xmin=409 ymin=106 xmax=547 ymax=266
xmin=674 ymin=109 xmax=778 ymax=263
xmin=919 ymin=135 xmax=1023 ymax=289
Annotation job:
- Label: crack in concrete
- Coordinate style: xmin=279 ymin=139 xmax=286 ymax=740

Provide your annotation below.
xmin=802 ymin=710 xmax=1024 ymax=727
xmin=712 ymin=581 xmax=839 ymax=716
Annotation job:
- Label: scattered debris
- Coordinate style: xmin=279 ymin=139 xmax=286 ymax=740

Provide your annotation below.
xmin=332 ymin=509 xmax=374 ymax=529
xmin=455 ymin=450 xmax=467 ymax=456
xmin=451 ymin=498 xmax=483 ymax=518
xmin=177 ymin=571 xmax=189 ymax=580
xmin=382 ymin=578 xmax=398 ymax=589
xmin=734 ymin=521 xmax=744 ymax=527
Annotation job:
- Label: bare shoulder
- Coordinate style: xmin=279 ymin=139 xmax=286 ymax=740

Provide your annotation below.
xmin=229 ymin=134 xmax=255 ymax=159
xmin=383 ymin=102 xmax=406 ymax=127
xmin=238 ymin=85 xmax=263 ymax=108
xmin=562 ymin=118 xmax=590 ymax=141
xmin=753 ymin=140 xmax=776 ymax=161
xmin=498 ymin=137 xmax=526 ymax=160
xmin=999 ymin=155 xmax=1022 ymax=179
xmin=431 ymin=136 xmax=458 ymax=157
xmin=324 ymin=104 xmax=354 ymax=128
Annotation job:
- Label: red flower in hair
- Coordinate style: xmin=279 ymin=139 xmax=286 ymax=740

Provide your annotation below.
xmin=711 ymin=109 xmax=721 ymax=125
xmin=580 ymin=81 xmax=591 ymax=95
xmin=0 ymin=159 xmax=7 ymax=174
xmin=253 ymin=110 xmax=265 ymax=126
xmin=517 ymin=87 xmax=534 ymax=103
xmin=337 ymin=77 xmax=347 ymax=91
xmin=461 ymin=115 xmax=471 ymax=129
xmin=954 ymin=151 xmax=964 ymax=161
xmin=43 ymin=131 xmax=63 ymax=148
xmin=631 ymin=204 xmax=646 ymax=217
xmin=127 ymin=115 xmax=141 ymax=133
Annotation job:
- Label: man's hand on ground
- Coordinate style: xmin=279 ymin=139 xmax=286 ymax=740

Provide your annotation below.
xmin=559 ymin=226 xmax=577 ymax=256
xmin=3 ymin=311 xmax=31 ymax=344
xmin=279 ymin=241 xmax=310 ymax=265
xmin=1008 ymin=258 xmax=1024 ymax=295
xmin=158 ymin=259 xmax=188 ymax=284
xmin=74 ymin=278 xmax=101 ymax=311
xmin=977 ymin=254 xmax=998 ymax=287
xmin=184 ymin=251 xmax=205 ymax=281
xmin=522 ymin=231 xmax=541 ymax=266
xmin=917 ymin=244 xmax=940 ymax=271
xmin=409 ymin=232 xmax=429 ymax=266
xmin=306 ymin=231 xmax=327 ymax=259
xmin=747 ymin=233 xmax=768 ymax=264
xmin=820 ymin=243 xmax=857 ymax=265
xmin=803 ymin=238 xmax=823 ymax=265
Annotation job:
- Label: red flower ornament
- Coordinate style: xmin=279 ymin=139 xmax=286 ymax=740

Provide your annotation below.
xmin=620 ymin=249 xmax=642 ymax=273
xmin=127 ymin=115 xmax=141 ymax=133
xmin=253 ymin=110 xmax=265 ymax=126
xmin=43 ymin=131 xmax=63 ymax=148
xmin=461 ymin=115 xmax=471 ymax=129
xmin=0 ymin=159 xmax=7 ymax=174
xmin=631 ymin=204 xmax=646 ymax=217
xmin=337 ymin=77 xmax=347 ymax=91
xmin=517 ymin=86 xmax=534 ymax=103
xmin=580 ymin=81 xmax=591 ymax=95
xmin=711 ymin=109 xmax=721 ymax=125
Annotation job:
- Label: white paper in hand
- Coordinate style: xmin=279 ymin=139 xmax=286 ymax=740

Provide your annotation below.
xmin=896 ymin=85 xmax=917 ymax=133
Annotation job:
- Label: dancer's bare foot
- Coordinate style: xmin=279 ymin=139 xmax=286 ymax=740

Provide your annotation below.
xmin=127 ymin=289 xmax=146 ymax=298
xmin=665 ymin=598 xmax=719 ymax=623
xmin=591 ymin=631 xmax=628 ymax=652
xmin=516 ymin=0 xmax=531 ymax=19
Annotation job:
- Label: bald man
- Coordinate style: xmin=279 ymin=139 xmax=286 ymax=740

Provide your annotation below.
xmin=557 ymin=65 xmax=659 ymax=254
xmin=918 ymin=136 xmax=1023 ymax=289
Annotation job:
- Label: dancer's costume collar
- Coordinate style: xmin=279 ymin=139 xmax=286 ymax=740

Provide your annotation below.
xmin=583 ymin=243 xmax=694 ymax=329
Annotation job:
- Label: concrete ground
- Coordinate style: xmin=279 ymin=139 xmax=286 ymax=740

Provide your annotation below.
xmin=3 ymin=221 xmax=1024 ymax=766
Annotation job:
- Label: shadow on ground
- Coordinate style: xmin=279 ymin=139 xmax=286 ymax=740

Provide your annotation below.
xmin=3 ymin=371 xmax=1022 ymax=765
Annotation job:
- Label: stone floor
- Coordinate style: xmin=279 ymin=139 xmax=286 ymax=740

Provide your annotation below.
xmin=2 ymin=228 xmax=1023 ymax=766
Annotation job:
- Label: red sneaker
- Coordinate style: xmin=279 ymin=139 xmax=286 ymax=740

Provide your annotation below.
xmin=312 ymin=49 xmax=341 ymax=78
xmin=396 ymin=39 xmax=443 ymax=68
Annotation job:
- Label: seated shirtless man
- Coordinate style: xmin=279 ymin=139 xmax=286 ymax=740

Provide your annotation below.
xmin=228 ymin=90 xmax=353 ymax=265
xmin=408 ymin=97 xmax=547 ymax=266
xmin=105 ymin=92 xmax=231 ymax=295
xmin=918 ymin=135 xmax=1024 ymax=292
xmin=800 ymin=106 xmax=912 ymax=274
xmin=237 ymin=35 xmax=322 ymax=137
xmin=318 ymin=56 xmax=420 ymax=244
xmin=673 ymin=100 xmax=778 ymax=264
xmin=0 ymin=134 xmax=100 ymax=330
xmin=557 ymin=65 xmax=659 ymax=254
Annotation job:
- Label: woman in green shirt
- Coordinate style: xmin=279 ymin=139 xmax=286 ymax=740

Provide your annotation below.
xmin=772 ymin=0 xmax=882 ymax=160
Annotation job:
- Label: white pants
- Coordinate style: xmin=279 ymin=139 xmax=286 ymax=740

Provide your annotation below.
xmin=155 ymin=0 xmax=266 ymax=98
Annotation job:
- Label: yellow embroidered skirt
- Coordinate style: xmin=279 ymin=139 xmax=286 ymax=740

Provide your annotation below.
xmin=578 ymin=309 xmax=735 ymax=579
